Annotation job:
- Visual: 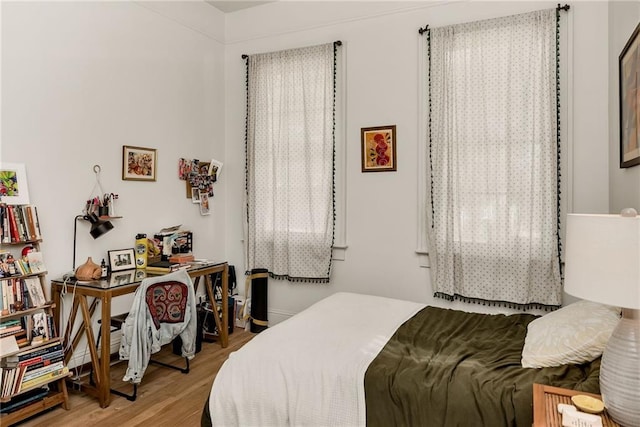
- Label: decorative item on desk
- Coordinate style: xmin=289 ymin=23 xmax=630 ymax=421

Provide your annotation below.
xmin=108 ymin=248 xmax=136 ymax=272
xmin=100 ymin=258 xmax=108 ymax=278
xmin=75 ymin=257 xmax=102 ymax=281
xmin=564 ymin=208 xmax=640 ymax=427
xmin=135 ymin=233 xmax=148 ymax=269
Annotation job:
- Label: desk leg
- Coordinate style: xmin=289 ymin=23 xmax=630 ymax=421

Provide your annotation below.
xmin=99 ymin=293 xmax=112 ymax=408
xmin=204 ymin=274 xmax=224 ymax=346
xmin=77 ymin=296 xmax=103 ymax=407
xmin=221 ymin=264 xmax=229 ymax=348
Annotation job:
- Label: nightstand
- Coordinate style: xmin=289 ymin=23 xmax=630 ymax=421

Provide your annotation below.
xmin=533 ymin=384 xmax=621 ymax=427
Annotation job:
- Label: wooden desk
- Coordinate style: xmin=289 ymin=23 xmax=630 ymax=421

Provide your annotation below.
xmin=51 ymin=261 xmax=228 ymax=408
xmin=533 ymin=384 xmax=621 ymax=427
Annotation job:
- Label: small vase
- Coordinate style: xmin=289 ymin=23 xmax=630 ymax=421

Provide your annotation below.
xmin=76 ymin=257 xmax=102 ymax=281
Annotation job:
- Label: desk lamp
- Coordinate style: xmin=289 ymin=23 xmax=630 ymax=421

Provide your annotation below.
xmin=564 ymin=208 xmax=639 ymax=427
xmin=72 ymin=213 xmax=114 ymax=269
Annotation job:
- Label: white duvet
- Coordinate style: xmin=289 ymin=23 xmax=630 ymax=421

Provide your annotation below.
xmin=209 ymin=292 xmax=425 ymax=427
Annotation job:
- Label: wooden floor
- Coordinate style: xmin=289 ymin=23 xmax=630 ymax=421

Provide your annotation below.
xmin=14 ymin=329 xmax=255 ymax=427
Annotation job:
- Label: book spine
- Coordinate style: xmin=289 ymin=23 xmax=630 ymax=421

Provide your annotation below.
xmin=32 ymin=206 xmax=42 ymax=240
xmin=25 ymin=205 xmax=37 ymax=241
xmin=16 ymin=342 xmax=63 ymax=361
xmin=20 ymin=352 xmax=64 ymax=370
xmin=7 ymin=206 xmax=19 ymax=243
xmin=19 ymin=366 xmax=68 ymax=392
xmin=21 ymin=361 xmax=64 ymax=382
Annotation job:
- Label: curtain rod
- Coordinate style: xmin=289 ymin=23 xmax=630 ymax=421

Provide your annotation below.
xmin=418 ymin=5 xmax=570 ymax=35
xmin=242 ymin=40 xmax=342 ymax=59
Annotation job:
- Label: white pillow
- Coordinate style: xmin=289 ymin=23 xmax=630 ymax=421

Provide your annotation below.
xmin=521 ymin=300 xmax=620 ymax=368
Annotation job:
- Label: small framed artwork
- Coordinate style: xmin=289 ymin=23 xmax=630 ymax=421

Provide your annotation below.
xmin=191 ymin=187 xmax=201 ymax=203
xmin=361 ymin=125 xmax=397 ymax=172
xmin=122 ymin=146 xmax=157 ymax=181
xmin=199 ymin=192 xmax=211 ymax=215
xmin=208 ymin=159 xmax=223 ymax=181
xmin=0 ymin=163 xmax=30 ymax=205
xmin=620 ymin=22 xmax=640 ymax=168
xmin=108 ymin=248 xmax=136 ymax=272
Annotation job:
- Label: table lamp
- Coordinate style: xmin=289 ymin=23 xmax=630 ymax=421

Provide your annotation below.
xmin=564 ymin=208 xmax=639 ymax=427
xmin=72 ymin=213 xmax=114 ymax=269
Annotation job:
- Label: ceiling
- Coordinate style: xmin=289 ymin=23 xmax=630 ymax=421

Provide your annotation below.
xmin=205 ymin=1 xmax=273 ymax=13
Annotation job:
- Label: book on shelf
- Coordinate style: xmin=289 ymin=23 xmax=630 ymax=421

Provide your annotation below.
xmin=0 ymin=204 xmax=42 ymax=243
xmin=0 ymin=335 xmax=20 ymax=357
xmin=26 ymin=251 xmax=46 ymax=274
xmin=10 ymin=341 xmax=62 ymax=362
xmin=19 ymin=366 xmax=68 ymax=392
xmin=24 ymin=277 xmax=46 ymax=307
xmin=0 ymin=386 xmax=49 ymax=414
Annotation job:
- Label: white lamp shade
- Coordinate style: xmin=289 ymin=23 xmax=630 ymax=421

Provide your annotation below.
xmin=564 ymin=213 xmax=640 ymax=309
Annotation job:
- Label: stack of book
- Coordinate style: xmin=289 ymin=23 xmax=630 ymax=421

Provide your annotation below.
xmin=0 ymin=340 xmax=67 ymax=397
xmin=145 ymin=261 xmax=180 ymax=274
xmin=0 ymin=205 xmax=42 ymax=244
xmin=1 ymin=277 xmax=47 ymax=313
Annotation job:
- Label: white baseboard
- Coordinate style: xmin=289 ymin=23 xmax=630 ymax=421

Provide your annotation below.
xmin=267 ymin=308 xmax=295 ymax=326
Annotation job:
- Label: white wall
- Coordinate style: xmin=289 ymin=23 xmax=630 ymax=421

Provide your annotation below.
xmin=224 ymin=1 xmax=611 ymax=322
xmin=609 ymin=1 xmax=640 ymax=214
xmin=1 ymin=1 xmax=227 ymax=357
xmin=0 ymin=1 xmax=618 ymax=330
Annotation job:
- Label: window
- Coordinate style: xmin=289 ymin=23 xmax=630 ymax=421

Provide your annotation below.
xmin=422 ymin=9 xmax=568 ymax=309
xmin=244 ymin=42 xmax=342 ymax=283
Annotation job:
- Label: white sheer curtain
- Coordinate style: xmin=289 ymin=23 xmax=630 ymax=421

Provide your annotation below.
xmin=426 ymin=9 xmax=562 ymax=308
xmin=244 ymin=43 xmax=336 ymax=283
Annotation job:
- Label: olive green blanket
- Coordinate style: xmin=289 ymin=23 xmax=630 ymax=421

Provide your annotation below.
xmin=364 ymin=307 xmax=600 ymax=427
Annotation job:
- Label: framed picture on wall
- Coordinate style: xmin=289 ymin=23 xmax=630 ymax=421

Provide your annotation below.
xmin=361 ymin=125 xmax=397 ymax=172
xmin=122 ymin=146 xmax=157 ymax=181
xmin=0 ymin=163 xmax=30 ymax=205
xmin=619 ymin=22 xmax=640 ymax=168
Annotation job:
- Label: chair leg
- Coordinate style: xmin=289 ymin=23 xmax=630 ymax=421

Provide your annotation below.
xmin=149 ymin=356 xmax=190 ymax=374
xmin=91 ymin=320 xmax=138 ymax=401
xmin=110 ymin=384 xmax=138 ymax=402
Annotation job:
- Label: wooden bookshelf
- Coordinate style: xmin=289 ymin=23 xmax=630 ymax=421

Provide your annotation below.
xmin=0 ymin=204 xmax=70 ymax=425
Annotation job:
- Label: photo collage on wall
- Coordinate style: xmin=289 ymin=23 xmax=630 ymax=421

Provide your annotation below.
xmin=178 ymin=158 xmax=223 ymax=216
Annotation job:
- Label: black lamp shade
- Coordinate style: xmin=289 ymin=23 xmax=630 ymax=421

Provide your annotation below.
xmin=90 ymin=220 xmax=114 ymax=239
xmin=85 ymin=213 xmax=114 ymax=239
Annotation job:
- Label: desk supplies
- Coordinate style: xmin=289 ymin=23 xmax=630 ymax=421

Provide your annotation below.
xmin=135 ymin=234 xmax=148 ymax=269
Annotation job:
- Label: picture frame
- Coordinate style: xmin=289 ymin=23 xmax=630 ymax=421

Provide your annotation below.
xmin=199 ymin=192 xmax=211 ymax=215
xmin=0 ymin=163 xmax=30 ymax=205
xmin=107 ymin=248 xmax=136 ymax=272
xmin=208 ymin=158 xmax=223 ymax=180
xmin=619 ymin=22 xmax=640 ymax=168
xmin=122 ymin=146 xmax=157 ymax=181
xmin=361 ymin=125 xmax=397 ymax=172
xmin=191 ymin=187 xmax=201 ymax=203
xmin=109 ymin=269 xmax=137 ymax=287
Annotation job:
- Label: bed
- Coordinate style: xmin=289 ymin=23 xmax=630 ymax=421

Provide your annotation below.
xmin=202 ymin=292 xmax=612 ymax=427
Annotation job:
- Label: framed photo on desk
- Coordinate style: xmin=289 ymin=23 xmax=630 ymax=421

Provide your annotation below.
xmin=108 ymin=248 xmax=135 ymax=272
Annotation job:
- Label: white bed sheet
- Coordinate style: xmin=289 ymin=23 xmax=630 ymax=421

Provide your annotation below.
xmin=208 ymin=292 xmax=425 ymax=427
